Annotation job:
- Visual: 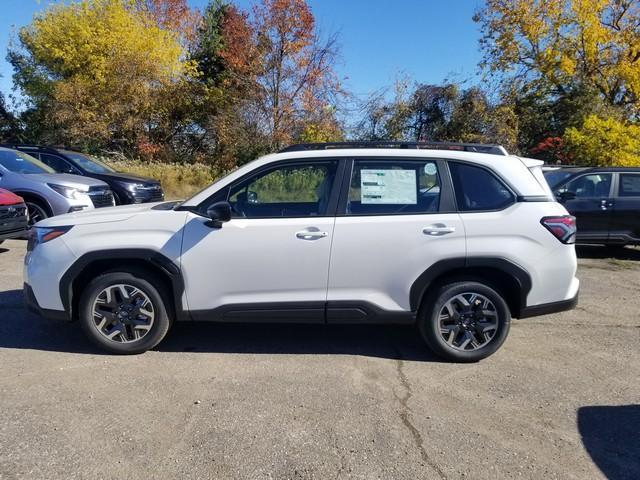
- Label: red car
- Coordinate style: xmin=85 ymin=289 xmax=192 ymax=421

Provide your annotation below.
xmin=0 ymin=188 xmax=28 ymax=244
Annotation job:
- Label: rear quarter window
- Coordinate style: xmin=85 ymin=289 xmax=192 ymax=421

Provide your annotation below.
xmin=449 ymin=162 xmax=514 ymax=212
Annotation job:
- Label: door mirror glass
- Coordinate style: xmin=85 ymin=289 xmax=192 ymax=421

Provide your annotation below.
xmin=206 ymin=201 xmax=232 ymax=228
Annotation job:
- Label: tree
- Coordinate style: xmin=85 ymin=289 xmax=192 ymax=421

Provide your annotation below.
xmin=564 ymin=114 xmax=640 ymax=166
xmin=135 ymin=0 xmax=200 ymax=46
xmin=474 ymin=0 xmax=640 ymax=114
xmin=0 ymin=90 xmax=21 ymax=142
xmin=251 ymin=0 xmax=344 ymax=149
xmin=8 ymin=0 xmax=192 ymax=154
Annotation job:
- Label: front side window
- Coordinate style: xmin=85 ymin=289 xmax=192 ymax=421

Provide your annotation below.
xmin=619 ymin=174 xmax=640 ymax=197
xmin=62 ymin=151 xmax=115 ymax=174
xmin=227 ymin=161 xmax=338 ymax=218
xmin=0 ymin=150 xmax=55 ymax=174
xmin=345 ymin=159 xmax=441 ymax=215
xmin=40 ymin=153 xmax=79 ymax=174
xmin=449 ymin=162 xmax=514 ymax=211
xmin=561 ymin=173 xmax=612 ymax=198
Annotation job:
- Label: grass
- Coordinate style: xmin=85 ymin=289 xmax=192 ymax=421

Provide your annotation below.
xmin=104 ymin=159 xmax=222 ymax=200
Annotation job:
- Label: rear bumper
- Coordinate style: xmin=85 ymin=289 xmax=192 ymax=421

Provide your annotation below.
xmin=23 ymin=283 xmax=70 ymax=322
xmin=518 ymin=291 xmax=579 ymax=319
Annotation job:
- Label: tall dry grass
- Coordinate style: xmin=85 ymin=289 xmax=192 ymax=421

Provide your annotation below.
xmin=104 ymin=159 xmax=223 ymax=200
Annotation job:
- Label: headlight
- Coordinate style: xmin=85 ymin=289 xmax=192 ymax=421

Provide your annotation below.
xmin=125 ymin=183 xmax=146 ymax=191
xmin=27 ymin=226 xmax=73 ymax=251
xmin=47 ymin=183 xmax=87 ymax=200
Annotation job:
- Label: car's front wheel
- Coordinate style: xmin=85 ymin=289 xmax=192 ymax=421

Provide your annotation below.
xmin=79 ymin=270 xmax=171 ymax=354
xmin=419 ymin=281 xmax=511 ymax=362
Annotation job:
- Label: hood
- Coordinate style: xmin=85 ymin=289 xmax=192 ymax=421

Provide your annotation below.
xmin=0 ymin=188 xmax=24 ymax=205
xmin=91 ymin=172 xmax=160 ymax=185
xmin=37 ymin=201 xmax=167 ymax=227
xmin=21 ymin=173 xmax=110 ymax=190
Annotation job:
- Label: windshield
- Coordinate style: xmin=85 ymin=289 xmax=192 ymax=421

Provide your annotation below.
xmin=543 ymin=170 xmax=575 ymax=189
xmin=0 ymin=149 xmax=55 ymax=174
xmin=62 ymin=151 xmax=116 ymax=174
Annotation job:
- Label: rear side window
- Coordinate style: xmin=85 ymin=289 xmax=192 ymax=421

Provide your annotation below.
xmin=619 ymin=174 xmax=640 ymax=197
xmin=345 ymin=159 xmax=441 ymax=215
xmin=449 ymin=162 xmax=514 ymax=211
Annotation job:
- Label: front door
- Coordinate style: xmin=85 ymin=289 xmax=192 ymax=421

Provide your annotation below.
xmin=557 ymin=173 xmax=613 ymax=242
xmin=326 ymin=158 xmax=465 ymax=321
xmin=180 ymin=159 xmax=340 ymax=322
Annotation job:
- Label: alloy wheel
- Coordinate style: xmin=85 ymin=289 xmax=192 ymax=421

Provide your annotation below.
xmin=438 ymin=292 xmax=498 ymax=351
xmin=91 ymin=284 xmax=155 ymax=343
xmin=26 ymin=202 xmax=47 ymax=226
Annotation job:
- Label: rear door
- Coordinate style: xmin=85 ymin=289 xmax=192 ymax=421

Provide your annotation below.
xmin=610 ymin=172 xmax=640 ymax=244
xmin=556 ymin=173 xmax=613 ymax=242
xmin=326 ymin=158 xmax=465 ymax=321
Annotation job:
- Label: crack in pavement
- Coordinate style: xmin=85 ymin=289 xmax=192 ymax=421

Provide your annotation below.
xmin=394 ymin=353 xmax=447 ymax=480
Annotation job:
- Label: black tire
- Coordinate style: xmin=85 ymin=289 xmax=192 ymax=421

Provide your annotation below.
xmin=418 ymin=281 xmax=511 ymax=363
xmin=79 ymin=270 xmax=171 ymax=354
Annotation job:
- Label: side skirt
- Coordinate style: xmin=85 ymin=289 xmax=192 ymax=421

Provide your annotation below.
xmin=188 ymin=301 xmax=416 ymax=325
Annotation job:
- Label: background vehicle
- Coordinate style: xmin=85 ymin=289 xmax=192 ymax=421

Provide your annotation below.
xmin=1 ymin=145 xmax=164 ymax=205
xmin=0 ymin=147 xmax=115 ymax=225
xmin=0 ymin=188 xmax=28 ymax=243
xmin=544 ymin=166 xmax=640 ymax=246
xmin=24 ymin=142 xmax=579 ymax=362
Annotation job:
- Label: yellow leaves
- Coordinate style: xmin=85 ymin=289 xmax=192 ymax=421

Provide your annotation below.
xmin=564 ymin=115 xmax=640 ymax=167
xmin=22 ymin=0 xmax=186 ymax=83
xmin=476 ymin=0 xmax=640 ymax=110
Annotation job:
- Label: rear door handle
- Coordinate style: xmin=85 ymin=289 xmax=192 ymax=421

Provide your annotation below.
xmin=423 ymin=224 xmax=456 ymax=236
xmin=296 ymin=229 xmax=328 ymax=240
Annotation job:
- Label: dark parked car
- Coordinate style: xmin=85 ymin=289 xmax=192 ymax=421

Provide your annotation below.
xmin=1 ymin=145 xmax=164 ymax=205
xmin=544 ymin=166 xmax=640 ymax=246
xmin=0 ymin=188 xmax=28 ymax=244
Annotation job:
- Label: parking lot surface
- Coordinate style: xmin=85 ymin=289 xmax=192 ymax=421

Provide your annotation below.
xmin=0 ymin=239 xmax=639 ymax=479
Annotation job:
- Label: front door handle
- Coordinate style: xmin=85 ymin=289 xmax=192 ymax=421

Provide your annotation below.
xmin=296 ymin=229 xmax=328 ymax=240
xmin=423 ymin=224 xmax=456 ymax=236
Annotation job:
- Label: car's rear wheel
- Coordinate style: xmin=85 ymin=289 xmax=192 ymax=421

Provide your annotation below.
xmin=25 ymin=201 xmax=49 ymax=226
xmin=79 ymin=271 xmax=171 ymax=354
xmin=418 ymin=281 xmax=511 ymax=363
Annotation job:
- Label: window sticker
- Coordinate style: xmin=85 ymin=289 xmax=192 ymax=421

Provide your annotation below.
xmin=424 ymin=163 xmax=437 ymax=176
xmin=361 ymin=169 xmax=417 ymax=204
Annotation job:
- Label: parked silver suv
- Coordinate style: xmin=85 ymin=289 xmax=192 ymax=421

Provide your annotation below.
xmin=0 ymin=147 xmax=114 ymax=224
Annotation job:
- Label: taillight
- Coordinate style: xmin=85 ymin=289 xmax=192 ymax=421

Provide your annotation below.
xmin=540 ymin=216 xmax=576 ymax=244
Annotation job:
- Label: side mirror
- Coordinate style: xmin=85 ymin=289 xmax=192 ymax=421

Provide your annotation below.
xmin=205 ymin=201 xmax=232 ymax=228
xmin=556 ymin=191 xmax=576 ymax=202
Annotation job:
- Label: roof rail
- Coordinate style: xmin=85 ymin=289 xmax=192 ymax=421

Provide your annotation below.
xmin=279 ymin=141 xmax=509 ymax=156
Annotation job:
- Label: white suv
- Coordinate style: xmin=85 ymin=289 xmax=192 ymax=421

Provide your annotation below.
xmin=24 ymin=142 xmax=579 ymax=362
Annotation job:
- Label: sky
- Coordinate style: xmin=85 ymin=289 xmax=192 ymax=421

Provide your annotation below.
xmin=0 ymin=0 xmax=484 ymax=107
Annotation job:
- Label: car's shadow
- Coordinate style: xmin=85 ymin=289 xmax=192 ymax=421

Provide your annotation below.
xmin=578 ymin=405 xmax=640 ymax=480
xmin=576 ymin=245 xmax=640 ymax=261
xmin=0 ymin=289 xmax=440 ymax=361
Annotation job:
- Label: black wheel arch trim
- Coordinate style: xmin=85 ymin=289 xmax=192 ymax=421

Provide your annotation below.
xmin=59 ymin=249 xmax=187 ymax=321
xmin=409 ymin=257 xmax=533 ymax=316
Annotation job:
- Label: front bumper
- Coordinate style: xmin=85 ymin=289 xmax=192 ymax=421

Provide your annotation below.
xmin=0 ymin=225 xmax=28 ymax=241
xmin=518 ymin=290 xmax=579 ymax=319
xmin=24 ymin=283 xmax=70 ymax=322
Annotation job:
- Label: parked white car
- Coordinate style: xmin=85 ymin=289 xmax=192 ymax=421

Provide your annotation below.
xmin=24 ymin=142 xmax=579 ymax=361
